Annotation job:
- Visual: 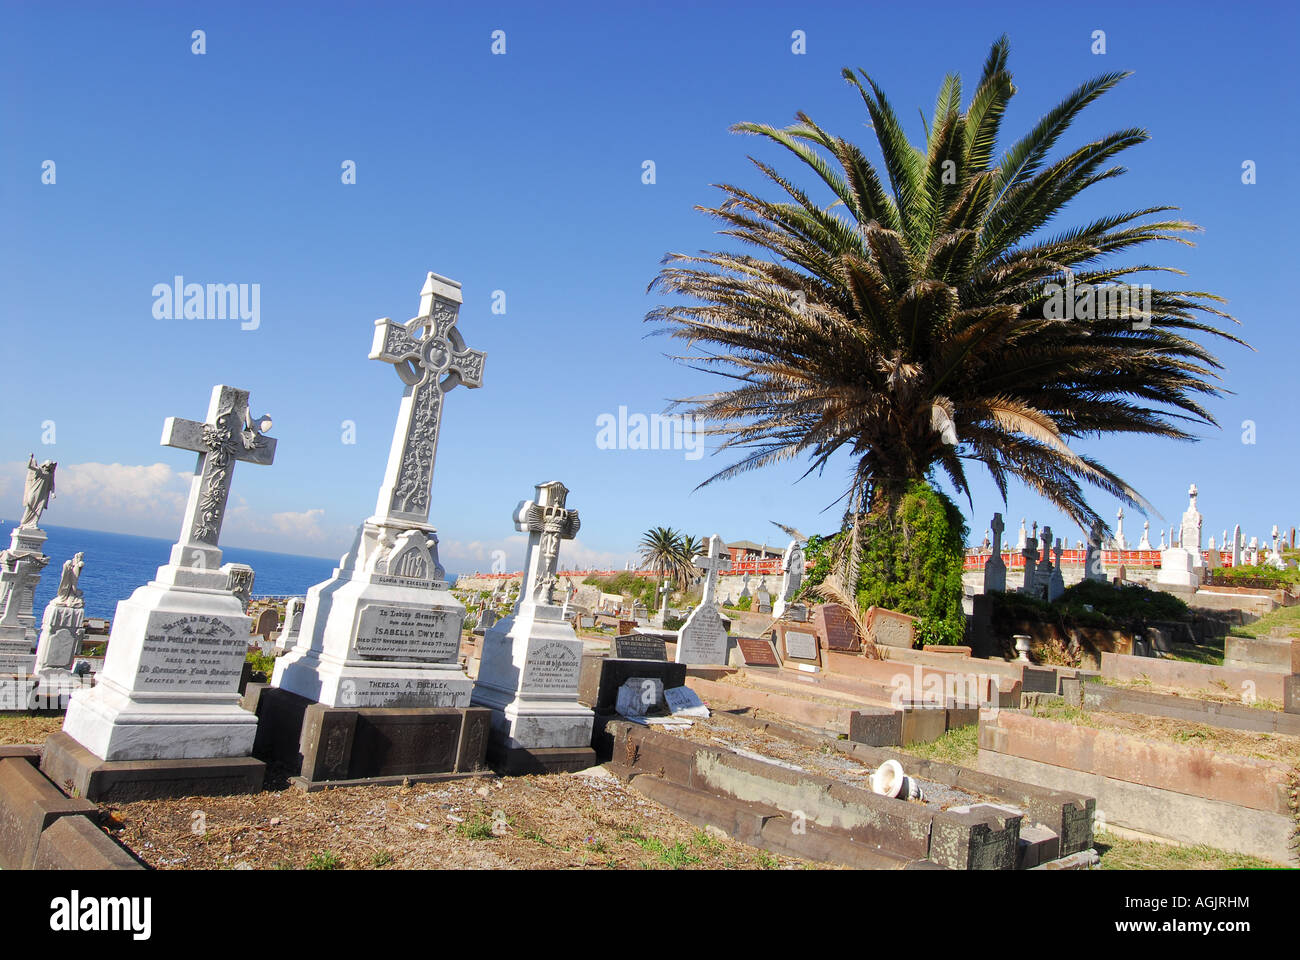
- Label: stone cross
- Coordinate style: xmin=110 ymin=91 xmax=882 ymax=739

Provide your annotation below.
xmin=162 ymin=385 xmax=276 ymax=571
xmin=370 ymin=273 xmax=486 ymax=528
xmin=990 ymin=513 xmax=1005 ymax=553
xmin=984 ymin=513 xmax=1007 ymax=592
xmin=1114 ymin=507 xmax=1127 ymax=550
xmin=514 ymin=481 xmax=580 ymax=606
xmin=0 ymin=555 xmax=39 ymax=628
xmin=693 ymin=535 xmax=732 ymax=607
xmin=779 ymin=539 xmax=804 ymax=601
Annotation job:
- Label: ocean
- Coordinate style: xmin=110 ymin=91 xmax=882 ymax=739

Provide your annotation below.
xmin=4 ymin=522 xmax=343 ymax=621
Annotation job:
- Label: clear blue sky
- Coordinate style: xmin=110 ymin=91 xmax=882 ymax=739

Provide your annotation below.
xmin=2 ymin=1 xmax=1296 ymax=571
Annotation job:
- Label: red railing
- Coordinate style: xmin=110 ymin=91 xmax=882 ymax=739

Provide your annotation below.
xmin=465 ymin=560 xmax=783 ymax=580
xmin=961 ymin=549 xmax=1232 ymax=571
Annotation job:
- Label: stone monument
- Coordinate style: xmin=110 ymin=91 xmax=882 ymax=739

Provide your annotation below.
xmin=772 ymin=539 xmax=807 ymax=620
xmin=274 ymin=272 xmax=483 ymax=709
xmin=675 ymin=534 xmax=731 ymax=665
xmin=34 ymin=552 xmax=86 ymax=676
xmin=0 ymin=454 xmax=57 ymax=644
xmin=1082 ymin=521 xmax=1107 ymax=583
xmin=982 ymin=513 xmax=1007 ymax=593
xmin=471 ymin=481 xmax=595 ymax=773
xmin=44 ymin=385 xmax=276 ymax=799
xmin=1157 ymin=483 xmax=1203 ymax=588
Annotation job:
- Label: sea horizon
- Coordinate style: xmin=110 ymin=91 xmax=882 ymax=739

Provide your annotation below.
xmin=1 ymin=520 xmax=465 ymax=622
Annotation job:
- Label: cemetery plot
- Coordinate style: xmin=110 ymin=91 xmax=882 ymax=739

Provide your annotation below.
xmin=978 ymin=704 xmax=1300 ymax=865
xmin=97 ymin=768 xmax=811 ymax=870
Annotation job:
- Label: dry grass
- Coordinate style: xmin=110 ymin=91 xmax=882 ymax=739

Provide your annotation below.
xmin=0 ymin=714 xmax=63 ymax=746
xmin=107 ymin=770 xmax=814 ymax=871
xmin=1030 ymin=700 xmax=1300 ymax=765
xmin=1096 ymin=831 xmax=1286 ymax=871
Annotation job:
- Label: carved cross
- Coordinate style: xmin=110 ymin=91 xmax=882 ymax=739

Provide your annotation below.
xmin=163 ymin=385 xmax=276 ymax=570
xmin=513 ymin=481 xmax=580 ymax=605
xmin=370 ymin=272 xmax=485 ymax=527
xmin=0 ymin=555 xmax=39 ymax=627
xmin=990 ymin=513 xmax=1004 ymax=554
xmin=693 ymin=534 xmax=732 ymax=607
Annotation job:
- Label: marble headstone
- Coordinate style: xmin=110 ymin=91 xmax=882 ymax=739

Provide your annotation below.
xmin=274 ymin=273 xmax=483 ymax=709
xmin=674 ymin=535 xmax=731 ymax=665
xmin=471 ymin=481 xmax=594 ymax=756
xmin=61 ymin=385 xmax=276 ymax=761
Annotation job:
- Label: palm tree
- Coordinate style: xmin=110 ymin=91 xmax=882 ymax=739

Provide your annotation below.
xmin=647 ymin=36 xmax=1245 ymax=549
xmin=678 ymin=534 xmax=704 ymax=588
xmin=639 ymin=526 xmax=684 ymax=582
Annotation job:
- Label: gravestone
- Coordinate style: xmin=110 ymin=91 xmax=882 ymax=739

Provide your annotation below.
xmin=755 ymin=579 xmax=772 ymax=615
xmin=0 ymin=455 xmax=56 ymax=645
xmin=1020 ymin=528 xmax=1040 ymax=596
xmin=867 ymin=607 xmax=916 ymax=650
xmin=0 ymin=555 xmax=41 ymax=673
xmin=1033 ymin=526 xmax=1055 ymax=601
xmin=1083 ymin=521 xmax=1107 ymax=583
xmin=1158 ymin=484 xmax=1203 ymax=588
xmin=652 ymin=579 xmax=671 ymax=627
xmin=45 ymin=385 xmax=276 ymax=799
xmin=983 ymin=513 xmax=1007 ymax=593
xmin=34 ymin=553 xmax=87 ymax=679
xmin=736 ymin=636 xmax=780 ymax=667
xmin=224 ymin=564 xmax=255 ymax=612
xmin=773 ymin=622 xmax=820 ymax=670
xmin=771 ymin=539 xmax=805 ymax=619
xmin=1048 ymin=539 xmax=1065 ymax=602
xmin=274 ymin=273 xmax=483 ymax=709
xmin=253 ymin=608 xmax=278 ymax=643
xmin=472 ymin=481 xmax=595 ymax=773
xmin=612 ymin=634 xmax=667 ymax=661
xmin=615 ymin=678 xmax=665 ymax=718
xmin=816 ymin=603 xmax=860 ymax=652
xmin=674 ymin=535 xmax=731 ymax=665
xmin=664 ymin=685 xmax=709 ymax=718
xmin=274 ymin=597 xmax=303 ymax=652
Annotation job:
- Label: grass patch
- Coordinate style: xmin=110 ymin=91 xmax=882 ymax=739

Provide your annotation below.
xmin=752 ymin=850 xmax=780 ymax=870
xmin=633 ymin=835 xmax=700 ymax=868
xmin=897 ymin=723 xmax=978 ymax=767
xmin=1228 ymin=604 xmax=1300 ymax=640
xmin=305 ymin=851 xmax=342 ymax=870
xmin=1095 ymin=831 xmax=1286 ymax=871
xmin=456 ymin=812 xmax=503 ymax=840
xmin=692 ymin=829 xmax=726 ymax=854
xmin=369 ymin=849 xmax=395 ymax=868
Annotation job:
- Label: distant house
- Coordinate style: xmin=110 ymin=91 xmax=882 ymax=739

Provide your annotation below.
xmin=725 ymin=540 xmax=784 ymax=569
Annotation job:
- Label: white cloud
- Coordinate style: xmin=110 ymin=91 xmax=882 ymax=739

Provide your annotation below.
xmin=0 ymin=460 xmax=351 ymax=559
xmin=0 ymin=459 xmax=188 ymax=535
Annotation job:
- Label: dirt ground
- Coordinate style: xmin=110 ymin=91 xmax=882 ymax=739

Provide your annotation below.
xmin=0 ymin=715 xmax=62 ymax=745
xmin=106 ymin=769 xmax=815 ymax=870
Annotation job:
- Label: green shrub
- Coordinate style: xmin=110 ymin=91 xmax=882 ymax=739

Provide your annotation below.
xmin=1217 ymin=564 xmax=1300 ymax=586
xmin=856 ymin=481 xmax=967 ymax=645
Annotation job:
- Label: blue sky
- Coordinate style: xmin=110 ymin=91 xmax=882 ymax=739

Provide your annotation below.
xmin=1 ymin=1 xmax=1296 ymax=571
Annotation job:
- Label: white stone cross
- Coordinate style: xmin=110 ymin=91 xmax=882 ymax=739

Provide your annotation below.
xmin=370 ymin=273 xmax=485 ymax=527
xmin=693 ymin=535 xmax=732 ymax=607
xmin=514 ymin=481 xmax=580 ymax=606
xmin=0 ymin=555 xmax=40 ymax=627
xmin=162 ymin=385 xmax=276 ymax=571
